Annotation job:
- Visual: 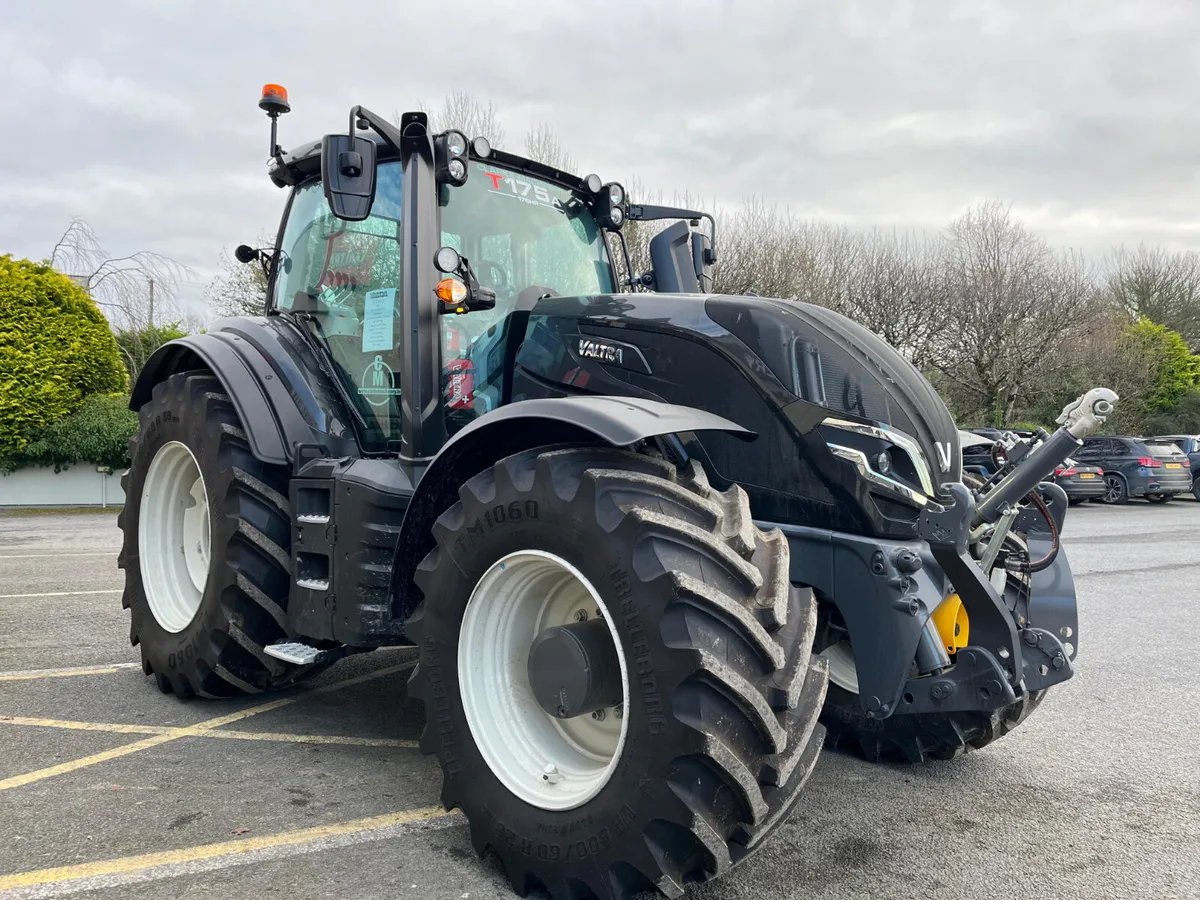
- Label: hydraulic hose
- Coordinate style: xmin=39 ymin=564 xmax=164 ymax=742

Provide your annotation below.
xmin=1006 ymin=487 xmax=1059 ymax=574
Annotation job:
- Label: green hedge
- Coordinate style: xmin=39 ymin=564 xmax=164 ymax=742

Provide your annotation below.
xmin=0 ymin=255 xmax=127 ymax=459
xmin=0 ymin=393 xmax=137 ymax=474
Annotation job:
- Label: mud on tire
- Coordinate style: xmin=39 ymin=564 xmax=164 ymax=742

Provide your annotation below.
xmin=117 ymin=371 xmax=331 ymax=698
xmin=406 ymin=446 xmax=829 ymax=899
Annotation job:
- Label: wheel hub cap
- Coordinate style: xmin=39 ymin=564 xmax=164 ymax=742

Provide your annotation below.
xmin=138 ymin=441 xmax=211 ymax=633
xmin=457 ymin=550 xmax=629 ymax=811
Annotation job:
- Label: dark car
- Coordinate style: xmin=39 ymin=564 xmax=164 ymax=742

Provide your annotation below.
xmin=1051 ymin=456 xmax=1106 ymax=504
xmin=1148 ymin=434 xmax=1200 ymax=500
xmin=1073 ymin=436 xmax=1193 ymax=504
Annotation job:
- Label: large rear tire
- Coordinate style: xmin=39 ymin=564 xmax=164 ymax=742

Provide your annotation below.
xmin=407 ymin=446 xmax=828 ymax=899
xmin=117 ymin=371 xmax=332 ymax=698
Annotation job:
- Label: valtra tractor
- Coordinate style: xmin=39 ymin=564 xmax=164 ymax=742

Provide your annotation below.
xmin=117 ymin=85 xmax=1117 ymax=899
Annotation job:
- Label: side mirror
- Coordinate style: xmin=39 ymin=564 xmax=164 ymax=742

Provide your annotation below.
xmin=648 ymin=221 xmax=700 ymax=294
xmin=321 ymin=134 xmax=377 ymax=221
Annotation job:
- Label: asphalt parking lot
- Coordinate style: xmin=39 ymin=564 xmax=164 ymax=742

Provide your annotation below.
xmin=1 ymin=501 xmax=1198 ymax=900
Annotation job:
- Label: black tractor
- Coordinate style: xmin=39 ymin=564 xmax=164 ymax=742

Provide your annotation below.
xmin=118 ymin=85 xmax=1117 ymax=899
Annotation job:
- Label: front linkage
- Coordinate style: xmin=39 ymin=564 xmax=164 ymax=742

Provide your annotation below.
xmin=801 ymin=388 xmax=1116 ymax=761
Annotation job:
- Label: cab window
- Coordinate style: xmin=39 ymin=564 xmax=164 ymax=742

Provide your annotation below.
xmin=271 ymin=162 xmax=404 ymax=449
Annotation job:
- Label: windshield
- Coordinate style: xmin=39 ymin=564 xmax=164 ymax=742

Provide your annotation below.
xmin=437 ymin=161 xmax=615 ymax=433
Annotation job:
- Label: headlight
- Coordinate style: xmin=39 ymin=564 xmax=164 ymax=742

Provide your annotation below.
xmin=608 ymin=183 xmax=625 ymax=205
xmin=821 ymin=416 xmax=937 ymax=505
xmin=447 ymin=158 xmax=467 ymax=182
xmin=445 ymin=130 xmax=468 ymax=157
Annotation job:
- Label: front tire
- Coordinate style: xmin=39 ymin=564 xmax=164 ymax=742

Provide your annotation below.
xmin=815 ymin=594 xmax=1046 ymax=763
xmin=117 ymin=371 xmax=331 ymax=698
xmin=407 ymin=446 xmax=828 ymax=899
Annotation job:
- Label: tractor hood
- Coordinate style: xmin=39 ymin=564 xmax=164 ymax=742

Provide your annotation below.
xmin=704 ymin=295 xmax=962 ymax=487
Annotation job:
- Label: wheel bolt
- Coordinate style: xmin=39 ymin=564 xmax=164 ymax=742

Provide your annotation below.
xmin=542 ymin=763 xmax=560 ymax=784
xmin=591 ymin=709 xmax=606 ymax=721
xmin=573 ymin=610 xmax=588 ymax=622
xmin=614 ymin=704 xmax=623 ymax=719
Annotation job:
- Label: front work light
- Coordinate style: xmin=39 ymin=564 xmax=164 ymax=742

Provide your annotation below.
xmin=472 ymin=136 xmax=492 ymax=158
xmin=445 ymin=130 xmax=468 ymax=157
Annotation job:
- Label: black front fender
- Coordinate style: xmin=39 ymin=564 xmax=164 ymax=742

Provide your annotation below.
xmin=388 ymin=396 xmax=754 ymax=629
xmin=440 ymin=395 xmax=756 ymax=453
xmin=130 ymin=317 xmax=355 ymax=466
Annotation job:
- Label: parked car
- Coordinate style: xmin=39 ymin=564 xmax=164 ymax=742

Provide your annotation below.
xmin=1073 ymin=436 xmax=1192 ymax=504
xmin=1050 ymin=456 xmax=1106 ymax=504
xmin=1147 ymin=434 xmax=1200 ymax=500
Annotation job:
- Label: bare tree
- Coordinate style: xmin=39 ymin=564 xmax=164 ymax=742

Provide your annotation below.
xmin=50 ymin=218 xmax=193 ymax=332
xmin=524 ymin=122 xmax=576 ymax=172
xmin=831 ymin=229 xmax=949 ymax=369
xmin=204 ymin=231 xmax=274 ymax=318
xmin=930 ymin=201 xmax=1101 ymax=425
xmin=1105 ymin=243 xmax=1200 ymax=351
xmin=399 ymin=90 xmax=508 ymax=146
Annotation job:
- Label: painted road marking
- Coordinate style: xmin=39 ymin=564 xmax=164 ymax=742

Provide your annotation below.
xmin=0 ymin=806 xmax=456 ymax=894
xmin=0 ymin=716 xmax=420 ymax=749
xmin=0 ymin=661 xmax=415 ymax=792
xmin=0 ymin=590 xmax=122 ymax=600
xmin=0 ymin=663 xmax=141 ymax=683
xmin=0 ymin=553 xmax=117 ymax=560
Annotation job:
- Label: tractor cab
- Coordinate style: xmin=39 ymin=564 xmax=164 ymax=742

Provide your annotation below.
xmin=249 ymin=87 xmax=715 ymax=460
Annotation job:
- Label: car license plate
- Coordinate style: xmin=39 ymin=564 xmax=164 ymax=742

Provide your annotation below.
xmin=1166 ymin=462 xmax=1182 ymax=469
xmin=1078 ymin=473 xmax=1095 ymax=479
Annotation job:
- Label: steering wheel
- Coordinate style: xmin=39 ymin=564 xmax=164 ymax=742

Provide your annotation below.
xmin=475 ymin=260 xmax=509 ymax=293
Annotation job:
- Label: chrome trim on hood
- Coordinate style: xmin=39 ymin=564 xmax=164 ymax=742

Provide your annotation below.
xmin=821 ymin=417 xmax=936 ymax=496
xmin=826 ymin=443 xmax=930 ymax=508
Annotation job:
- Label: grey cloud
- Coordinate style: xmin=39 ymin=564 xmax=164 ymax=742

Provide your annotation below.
xmin=3 ymin=0 xmax=1199 ymax=321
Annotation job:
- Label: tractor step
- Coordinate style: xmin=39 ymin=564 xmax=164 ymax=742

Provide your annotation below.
xmin=263 ymin=642 xmax=326 ymax=666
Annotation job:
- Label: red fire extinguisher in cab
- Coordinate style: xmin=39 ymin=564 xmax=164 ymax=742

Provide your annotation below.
xmin=443 ymin=320 xmax=474 ymax=410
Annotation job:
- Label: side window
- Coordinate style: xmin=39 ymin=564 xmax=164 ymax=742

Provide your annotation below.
xmin=271 ymin=163 xmax=404 ymax=449
xmin=1077 ymin=439 xmax=1102 ymax=460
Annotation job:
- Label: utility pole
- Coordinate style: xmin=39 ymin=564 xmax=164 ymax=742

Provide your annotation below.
xmin=148 ymin=277 xmax=154 ymax=328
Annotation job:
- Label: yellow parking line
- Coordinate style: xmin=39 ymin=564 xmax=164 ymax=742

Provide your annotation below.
xmin=0 ymin=661 xmax=415 ymax=793
xmin=0 ymin=589 xmax=122 ymax=599
xmin=0 ymin=663 xmax=141 ymax=682
xmin=0 ymin=805 xmax=453 ymax=891
xmin=0 ymin=716 xmax=419 ymax=749
xmin=0 ymin=716 xmax=170 ymax=736
xmin=209 ymin=729 xmax=419 ymax=748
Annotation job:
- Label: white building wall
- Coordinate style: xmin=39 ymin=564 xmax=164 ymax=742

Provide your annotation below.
xmin=0 ymin=466 xmax=127 ymax=507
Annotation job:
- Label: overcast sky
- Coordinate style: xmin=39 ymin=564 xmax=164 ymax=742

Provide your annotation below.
xmin=3 ymin=0 xmax=1198 ymax=321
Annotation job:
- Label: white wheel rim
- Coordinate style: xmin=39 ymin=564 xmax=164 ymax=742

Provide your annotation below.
xmin=820 ymin=641 xmax=860 ymax=693
xmin=457 ymin=550 xmax=630 ymax=811
xmin=138 ymin=441 xmax=211 ymax=633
